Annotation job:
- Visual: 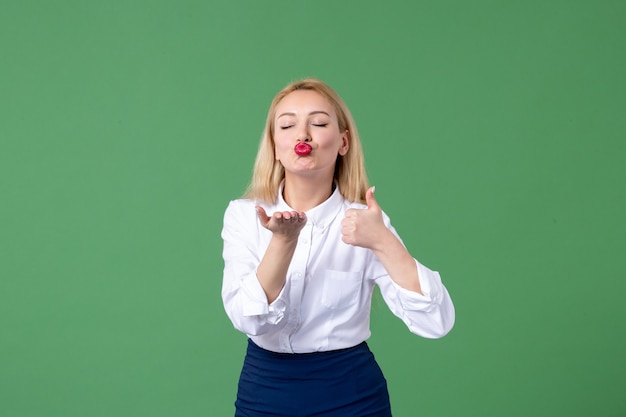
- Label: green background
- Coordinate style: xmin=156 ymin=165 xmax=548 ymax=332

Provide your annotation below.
xmin=1 ymin=1 xmax=625 ymax=416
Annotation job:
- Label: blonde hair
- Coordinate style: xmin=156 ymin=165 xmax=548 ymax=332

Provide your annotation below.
xmin=244 ymin=78 xmax=369 ymax=204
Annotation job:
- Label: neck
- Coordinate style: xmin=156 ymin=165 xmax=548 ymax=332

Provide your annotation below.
xmin=282 ymin=174 xmax=334 ymax=212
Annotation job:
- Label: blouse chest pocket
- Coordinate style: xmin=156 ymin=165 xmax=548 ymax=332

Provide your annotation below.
xmin=320 ymin=270 xmax=363 ymax=310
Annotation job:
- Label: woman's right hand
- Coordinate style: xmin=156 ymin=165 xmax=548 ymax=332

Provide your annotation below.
xmin=256 ymin=206 xmax=307 ymax=239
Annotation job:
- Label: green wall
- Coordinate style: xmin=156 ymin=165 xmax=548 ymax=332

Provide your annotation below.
xmin=1 ymin=1 xmax=624 ymax=416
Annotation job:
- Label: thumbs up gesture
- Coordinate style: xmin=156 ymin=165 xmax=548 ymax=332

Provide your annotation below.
xmin=341 ymin=186 xmax=387 ymax=249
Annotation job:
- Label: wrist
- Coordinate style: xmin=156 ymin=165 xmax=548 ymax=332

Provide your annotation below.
xmin=271 ymin=233 xmax=299 ymax=247
xmin=371 ymin=228 xmax=396 ymax=253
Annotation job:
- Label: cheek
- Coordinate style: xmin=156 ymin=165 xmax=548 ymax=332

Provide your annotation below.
xmin=320 ymin=133 xmax=344 ymax=151
xmin=273 ymin=136 xmax=291 ymax=158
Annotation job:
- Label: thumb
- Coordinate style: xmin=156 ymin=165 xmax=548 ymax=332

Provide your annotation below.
xmin=365 ymin=186 xmax=379 ymax=210
xmin=255 ymin=206 xmax=270 ymax=225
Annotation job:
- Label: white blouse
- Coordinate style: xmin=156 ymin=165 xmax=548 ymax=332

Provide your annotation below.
xmin=221 ymin=186 xmax=455 ymax=353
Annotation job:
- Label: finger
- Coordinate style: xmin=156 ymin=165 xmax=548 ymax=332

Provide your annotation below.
xmin=256 ymin=206 xmax=270 ymax=224
xmin=341 ymin=219 xmax=355 ymax=234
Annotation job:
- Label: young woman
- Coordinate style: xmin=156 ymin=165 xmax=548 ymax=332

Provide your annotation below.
xmin=221 ymin=78 xmax=455 ymax=416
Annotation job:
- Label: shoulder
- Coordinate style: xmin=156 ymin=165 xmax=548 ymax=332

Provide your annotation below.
xmin=223 ymin=198 xmax=258 ymax=225
xmin=223 ymin=198 xmax=280 ymax=224
xmin=225 ymin=198 xmax=279 ymax=213
xmin=342 ymin=198 xmax=367 ymax=211
xmin=225 ymin=198 xmax=257 ymax=213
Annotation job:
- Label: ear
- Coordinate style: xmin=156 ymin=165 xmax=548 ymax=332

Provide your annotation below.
xmin=338 ymin=130 xmax=350 ymax=156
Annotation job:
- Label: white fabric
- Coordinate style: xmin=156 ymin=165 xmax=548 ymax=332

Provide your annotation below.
xmin=221 ymin=185 xmax=455 ymax=353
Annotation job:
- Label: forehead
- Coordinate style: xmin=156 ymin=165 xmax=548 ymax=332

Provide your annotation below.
xmin=274 ymin=90 xmax=335 ymax=118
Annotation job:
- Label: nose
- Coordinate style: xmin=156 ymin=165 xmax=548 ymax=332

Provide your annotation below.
xmin=295 ymin=124 xmax=311 ymax=142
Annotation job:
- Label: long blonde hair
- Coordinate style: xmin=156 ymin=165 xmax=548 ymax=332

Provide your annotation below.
xmin=244 ymin=78 xmax=369 ymax=204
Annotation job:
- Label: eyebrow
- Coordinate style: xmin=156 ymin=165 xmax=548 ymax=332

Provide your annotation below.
xmin=276 ymin=110 xmax=331 ymax=119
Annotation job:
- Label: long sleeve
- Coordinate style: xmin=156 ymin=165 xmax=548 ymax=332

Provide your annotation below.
xmin=367 ymin=210 xmax=455 ymax=338
xmin=221 ymin=189 xmax=455 ymax=353
xmin=375 ymin=261 xmax=455 ymax=338
xmin=221 ymin=200 xmax=288 ymax=336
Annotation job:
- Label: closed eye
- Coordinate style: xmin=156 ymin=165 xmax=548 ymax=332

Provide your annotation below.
xmin=280 ymin=125 xmax=294 ymax=130
xmin=312 ymin=123 xmax=328 ymax=127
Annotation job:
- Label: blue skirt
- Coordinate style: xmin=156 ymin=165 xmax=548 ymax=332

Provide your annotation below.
xmin=235 ymin=339 xmax=392 ymax=417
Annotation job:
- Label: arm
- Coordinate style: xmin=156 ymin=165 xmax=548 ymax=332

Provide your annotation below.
xmin=374 ymin=260 xmax=455 ymax=338
xmin=221 ymin=201 xmax=305 ymax=336
xmin=255 ymin=206 xmax=307 ymax=303
xmin=341 ymin=187 xmax=455 ymax=338
xmin=341 ymin=187 xmax=421 ymax=293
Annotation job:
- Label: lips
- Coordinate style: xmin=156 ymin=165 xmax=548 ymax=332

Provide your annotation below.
xmin=294 ymin=142 xmax=312 ymax=156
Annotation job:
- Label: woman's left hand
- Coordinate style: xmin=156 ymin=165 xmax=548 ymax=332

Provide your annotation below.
xmin=341 ymin=186 xmax=388 ymax=250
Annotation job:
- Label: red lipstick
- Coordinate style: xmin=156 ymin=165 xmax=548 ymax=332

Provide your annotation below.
xmin=294 ymin=142 xmax=312 ymax=156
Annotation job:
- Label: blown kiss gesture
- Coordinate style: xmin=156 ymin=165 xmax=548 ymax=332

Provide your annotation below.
xmin=255 ymin=206 xmax=307 ymax=241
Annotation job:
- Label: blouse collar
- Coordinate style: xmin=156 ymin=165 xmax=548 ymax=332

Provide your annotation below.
xmin=275 ymin=181 xmax=344 ymax=230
